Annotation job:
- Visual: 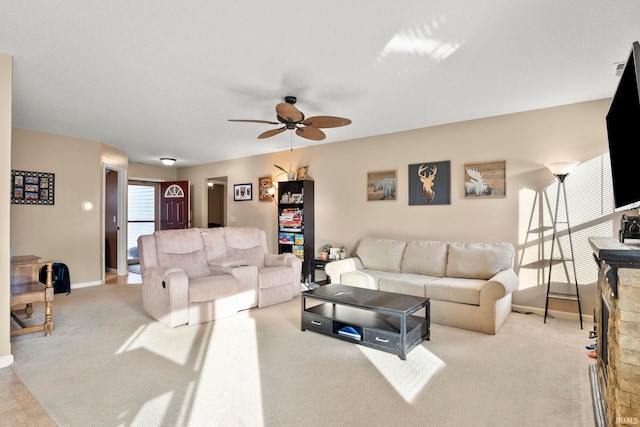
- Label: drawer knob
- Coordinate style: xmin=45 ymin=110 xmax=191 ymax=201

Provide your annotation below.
xmin=375 ymin=337 xmax=389 ymax=343
xmin=311 ymin=320 xmax=322 ymax=326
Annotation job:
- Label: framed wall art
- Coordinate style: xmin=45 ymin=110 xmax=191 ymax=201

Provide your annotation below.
xmin=233 ymin=183 xmax=252 ymax=201
xmin=296 ymin=165 xmax=309 ymax=180
xmin=258 ymin=176 xmax=273 ymax=202
xmin=464 ymin=160 xmax=506 ymax=198
xmin=11 ymin=170 xmax=55 ymax=205
xmin=408 ymin=160 xmax=450 ymax=205
xmin=367 ymin=170 xmax=397 ymax=201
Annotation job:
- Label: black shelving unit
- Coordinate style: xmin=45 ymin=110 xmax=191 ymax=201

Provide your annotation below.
xmin=277 ymin=180 xmax=314 ymax=281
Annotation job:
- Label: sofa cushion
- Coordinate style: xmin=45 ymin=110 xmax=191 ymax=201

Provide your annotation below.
xmin=227 ymin=246 xmax=265 ymax=268
xmin=155 ymin=228 xmax=203 ymax=254
xmin=224 ymin=227 xmax=267 ymax=268
xmin=201 ymin=228 xmax=228 ymax=261
xmin=445 ymin=242 xmax=514 ymax=280
xmin=426 ymin=277 xmax=486 ymax=305
xmin=188 ymin=275 xmax=239 ymax=303
xmin=379 ymin=273 xmax=438 ymax=297
xmin=401 ymin=240 xmax=448 ymax=277
xmin=155 ymin=229 xmax=210 ymax=278
xmin=356 ymin=238 xmax=406 ymax=273
xmin=224 ymin=227 xmax=265 ymax=250
xmin=340 ymin=268 xmax=398 ymax=290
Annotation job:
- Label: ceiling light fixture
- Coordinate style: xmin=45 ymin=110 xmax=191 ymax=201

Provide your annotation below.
xmin=160 ymin=157 xmax=176 ymax=166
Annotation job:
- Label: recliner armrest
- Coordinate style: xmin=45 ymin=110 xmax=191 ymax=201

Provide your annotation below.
xmin=140 ymin=266 xmax=190 ymax=328
xmin=265 ymin=253 xmax=299 ymax=267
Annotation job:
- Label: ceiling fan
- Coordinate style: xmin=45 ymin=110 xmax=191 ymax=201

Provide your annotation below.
xmin=228 ymin=96 xmax=351 ymax=141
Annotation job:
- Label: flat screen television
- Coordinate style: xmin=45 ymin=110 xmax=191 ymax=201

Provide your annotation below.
xmin=606 ymin=41 xmax=640 ymax=212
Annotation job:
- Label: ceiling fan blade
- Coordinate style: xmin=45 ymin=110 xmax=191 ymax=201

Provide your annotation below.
xmin=296 ymin=126 xmax=326 ymax=141
xmin=228 ymin=119 xmax=280 ymax=125
xmin=303 ymin=116 xmax=352 ymax=128
xmin=275 ymin=102 xmax=304 ymax=123
xmin=258 ymin=127 xmax=287 ymax=139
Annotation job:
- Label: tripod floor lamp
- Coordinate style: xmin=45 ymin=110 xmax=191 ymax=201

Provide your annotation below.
xmin=543 ymin=161 xmax=583 ymax=329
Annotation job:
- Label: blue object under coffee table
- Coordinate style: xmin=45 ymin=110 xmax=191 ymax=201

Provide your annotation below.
xmin=301 ymin=283 xmax=430 ymax=360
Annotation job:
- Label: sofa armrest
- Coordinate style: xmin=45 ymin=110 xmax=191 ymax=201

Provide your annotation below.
xmin=265 ymin=253 xmax=299 ymax=268
xmin=324 ymin=257 xmax=363 ymax=283
xmin=141 ymin=266 xmax=190 ymax=327
xmin=480 ymin=269 xmax=519 ymax=302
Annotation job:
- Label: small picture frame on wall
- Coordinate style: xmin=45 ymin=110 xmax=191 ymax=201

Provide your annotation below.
xmin=367 ymin=170 xmax=397 ymax=201
xmin=234 ymin=183 xmax=252 ymax=201
xmin=11 ymin=170 xmax=55 ymax=205
xmin=258 ymin=176 xmax=273 ymax=202
xmin=464 ymin=160 xmax=506 ymax=198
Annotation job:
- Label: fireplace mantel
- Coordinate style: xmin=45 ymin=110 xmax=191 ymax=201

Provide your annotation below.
xmin=589 ymin=236 xmax=640 ymax=427
xmin=589 ymin=236 xmax=640 ymax=266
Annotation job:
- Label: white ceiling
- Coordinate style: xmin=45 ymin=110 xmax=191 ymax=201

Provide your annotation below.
xmin=1 ymin=1 xmax=639 ymax=167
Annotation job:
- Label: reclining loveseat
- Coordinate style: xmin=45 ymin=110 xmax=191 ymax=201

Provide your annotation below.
xmin=137 ymin=226 xmax=302 ymax=327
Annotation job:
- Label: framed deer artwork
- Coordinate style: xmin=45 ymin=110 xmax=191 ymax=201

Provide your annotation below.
xmin=408 ymin=160 xmax=451 ymax=205
xmin=463 ymin=160 xmax=506 ymax=199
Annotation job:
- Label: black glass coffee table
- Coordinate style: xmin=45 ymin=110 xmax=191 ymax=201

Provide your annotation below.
xmin=301 ymin=283 xmax=430 ymax=360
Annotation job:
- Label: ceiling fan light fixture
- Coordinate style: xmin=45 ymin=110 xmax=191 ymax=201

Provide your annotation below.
xmin=161 ymin=157 xmax=176 ymax=166
xmin=228 ymin=96 xmax=351 ymax=141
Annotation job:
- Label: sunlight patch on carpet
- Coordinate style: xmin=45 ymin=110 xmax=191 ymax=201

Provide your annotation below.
xmin=359 ymin=345 xmax=445 ymax=403
xmin=187 ymin=317 xmax=265 ymax=426
xmin=114 ymin=322 xmax=208 ymax=366
xmin=123 ymin=389 xmax=174 ymax=425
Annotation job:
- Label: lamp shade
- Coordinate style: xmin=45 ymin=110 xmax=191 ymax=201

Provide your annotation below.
xmin=160 ymin=157 xmax=176 ymax=166
xmin=544 ymin=161 xmax=579 ymax=176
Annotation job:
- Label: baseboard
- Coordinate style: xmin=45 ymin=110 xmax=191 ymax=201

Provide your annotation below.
xmin=0 ymin=354 xmax=15 ymax=369
xmin=72 ymin=281 xmax=103 ymax=289
xmin=511 ymin=304 xmax=594 ymax=323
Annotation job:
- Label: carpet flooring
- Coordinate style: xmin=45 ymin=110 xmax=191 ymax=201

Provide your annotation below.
xmin=9 ymin=284 xmax=596 ymax=427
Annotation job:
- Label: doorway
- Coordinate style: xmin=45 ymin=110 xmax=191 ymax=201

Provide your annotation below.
xmin=207 ymin=177 xmax=227 ymax=228
xmin=103 ymin=163 xmax=127 ymax=280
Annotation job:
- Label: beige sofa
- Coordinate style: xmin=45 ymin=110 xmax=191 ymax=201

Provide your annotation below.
xmin=324 ymin=238 xmax=518 ymax=334
xmin=137 ymin=226 xmax=302 ymax=327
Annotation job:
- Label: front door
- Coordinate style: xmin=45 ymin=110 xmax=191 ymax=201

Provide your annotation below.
xmin=160 ymin=181 xmax=190 ymax=229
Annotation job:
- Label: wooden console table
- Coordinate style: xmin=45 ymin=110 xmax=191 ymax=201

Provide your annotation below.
xmin=10 ymin=255 xmax=54 ymax=337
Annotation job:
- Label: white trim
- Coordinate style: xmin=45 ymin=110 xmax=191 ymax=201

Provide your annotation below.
xmin=128 ymin=176 xmax=164 ymax=182
xmin=511 ymin=304 xmax=594 ymax=323
xmin=73 ymin=281 xmax=104 ymax=289
xmin=103 ymin=163 xmax=128 ymax=279
xmin=0 ymin=354 xmax=14 ymax=368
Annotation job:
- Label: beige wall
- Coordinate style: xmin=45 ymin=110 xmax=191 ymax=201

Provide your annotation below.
xmin=10 ymin=129 xmax=127 ymax=287
xmin=128 ymin=162 xmax=178 ymax=182
xmin=181 ymin=100 xmax=611 ymax=248
xmin=2 ymin=97 xmax=616 ymax=362
xmin=178 ymin=99 xmax=616 ymax=321
xmin=1 ymin=52 xmax=13 ymax=366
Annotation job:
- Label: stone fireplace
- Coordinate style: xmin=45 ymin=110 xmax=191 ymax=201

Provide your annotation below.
xmin=590 ymin=237 xmax=640 ymax=427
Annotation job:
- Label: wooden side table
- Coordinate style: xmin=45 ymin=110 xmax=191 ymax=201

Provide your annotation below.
xmin=10 ymin=256 xmax=54 ymax=337
xmin=309 ymin=258 xmax=332 ymax=286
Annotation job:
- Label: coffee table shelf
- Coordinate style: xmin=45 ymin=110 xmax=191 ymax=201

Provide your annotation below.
xmin=301 ymin=283 xmax=430 ymax=360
